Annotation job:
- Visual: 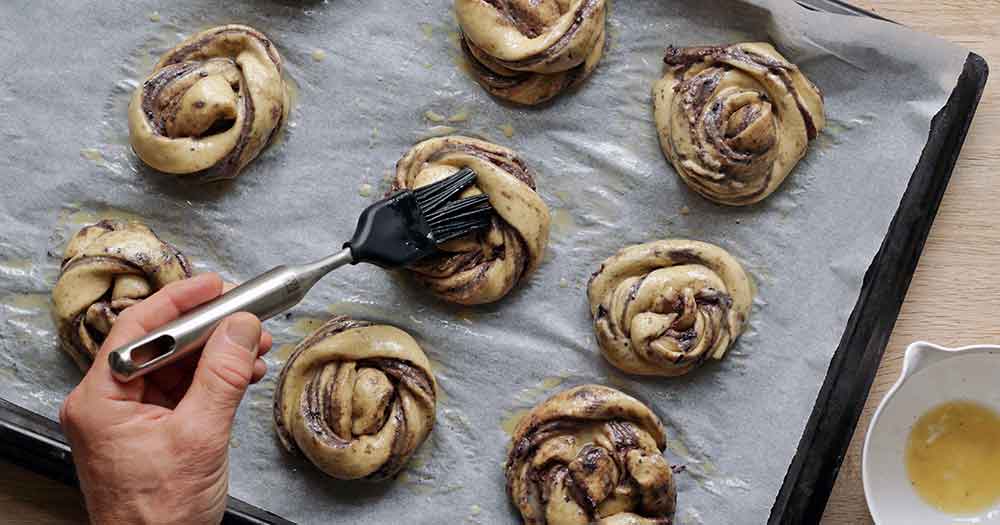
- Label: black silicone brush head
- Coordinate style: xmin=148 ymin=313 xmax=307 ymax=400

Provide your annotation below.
xmin=346 ymin=168 xmax=494 ymax=268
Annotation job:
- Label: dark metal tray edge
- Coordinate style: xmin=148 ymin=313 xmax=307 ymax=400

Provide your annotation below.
xmin=0 ymin=4 xmax=989 ymax=525
xmin=769 ymin=50 xmax=989 ymax=524
xmin=0 ymin=397 xmax=292 ymax=525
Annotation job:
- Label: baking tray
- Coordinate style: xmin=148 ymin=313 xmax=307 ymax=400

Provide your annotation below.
xmin=0 ymin=2 xmax=987 ymax=524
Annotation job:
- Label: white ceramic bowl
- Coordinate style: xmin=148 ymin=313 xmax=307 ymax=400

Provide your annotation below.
xmin=863 ymin=341 xmax=1000 ymax=524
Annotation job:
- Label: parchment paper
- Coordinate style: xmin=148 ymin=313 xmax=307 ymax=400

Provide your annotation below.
xmin=0 ymin=0 xmax=969 ymax=523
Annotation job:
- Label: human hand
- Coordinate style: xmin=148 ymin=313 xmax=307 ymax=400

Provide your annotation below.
xmin=59 ymin=273 xmax=273 ymax=525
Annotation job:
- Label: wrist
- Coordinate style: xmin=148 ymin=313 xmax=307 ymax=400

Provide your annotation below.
xmin=81 ymin=477 xmax=223 ymax=525
xmin=85 ymin=499 xmax=221 ymax=525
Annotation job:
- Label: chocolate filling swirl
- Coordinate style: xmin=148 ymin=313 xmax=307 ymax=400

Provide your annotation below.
xmin=52 ymin=220 xmax=192 ymax=370
xmin=456 ymin=0 xmax=607 ymax=105
xmin=393 ymin=136 xmax=551 ymax=305
xmin=653 ymin=43 xmax=825 ymax=206
xmin=587 ymin=240 xmax=753 ymax=377
xmin=273 ymin=316 xmax=437 ymax=481
xmin=128 ymin=24 xmax=289 ymax=181
xmin=506 ymin=385 xmax=677 ymax=524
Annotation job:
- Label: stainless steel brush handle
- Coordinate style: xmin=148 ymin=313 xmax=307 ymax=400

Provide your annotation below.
xmin=108 ymin=249 xmax=354 ymax=382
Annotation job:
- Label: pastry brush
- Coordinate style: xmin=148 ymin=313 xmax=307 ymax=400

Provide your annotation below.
xmin=108 ymin=167 xmax=492 ymax=382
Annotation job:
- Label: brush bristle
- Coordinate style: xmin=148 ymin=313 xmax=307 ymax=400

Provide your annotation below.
xmin=347 ymin=168 xmax=494 ymax=267
xmin=425 ymin=194 xmax=493 ymax=243
xmin=413 ymin=168 xmax=494 ymax=244
xmin=413 ymin=167 xmax=477 ymax=215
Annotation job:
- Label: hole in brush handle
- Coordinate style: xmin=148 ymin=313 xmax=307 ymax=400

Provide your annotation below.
xmin=109 ymin=334 xmax=177 ymax=382
xmin=131 ymin=335 xmax=176 ymax=367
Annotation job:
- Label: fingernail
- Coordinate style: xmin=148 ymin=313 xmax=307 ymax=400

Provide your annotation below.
xmin=225 ymin=315 xmax=260 ymax=352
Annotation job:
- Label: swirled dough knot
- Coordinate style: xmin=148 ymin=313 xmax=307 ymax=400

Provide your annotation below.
xmin=456 ymin=0 xmax=607 ymax=105
xmin=393 ymin=136 xmax=550 ymax=305
xmin=273 ymin=316 xmax=437 ymax=480
xmin=588 ymin=240 xmax=753 ymax=377
xmin=128 ymin=24 xmax=289 ymax=181
xmin=653 ymin=43 xmax=825 ymax=205
xmin=52 ymin=220 xmax=192 ymax=370
xmin=506 ymin=385 xmax=676 ymax=524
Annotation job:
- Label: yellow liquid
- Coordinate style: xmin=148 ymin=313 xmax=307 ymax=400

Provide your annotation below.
xmin=500 ymin=408 xmax=531 ymax=437
xmin=274 ymin=344 xmax=297 ymax=362
xmin=291 ymin=317 xmax=325 ymax=335
xmin=905 ymin=400 xmax=1000 ymax=514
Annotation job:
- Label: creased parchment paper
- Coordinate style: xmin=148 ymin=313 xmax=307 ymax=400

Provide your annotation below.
xmin=0 ymin=0 xmax=968 ymax=523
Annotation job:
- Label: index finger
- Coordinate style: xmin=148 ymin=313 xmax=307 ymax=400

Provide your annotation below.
xmin=81 ymin=274 xmax=226 ymax=400
xmin=102 ymin=273 xmax=225 ymax=350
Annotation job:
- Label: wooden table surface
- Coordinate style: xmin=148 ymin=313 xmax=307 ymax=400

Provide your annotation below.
xmin=821 ymin=0 xmax=999 ymax=523
xmin=1 ymin=1 xmax=996 ymax=523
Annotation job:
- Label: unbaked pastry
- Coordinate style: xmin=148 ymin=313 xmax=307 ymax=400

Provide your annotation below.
xmin=588 ymin=240 xmax=752 ymax=377
xmin=455 ymin=0 xmax=606 ymax=105
xmin=52 ymin=220 xmax=192 ymax=370
xmin=653 ymin=43 xmax=825 ymax=206
xmin=393 ymin=136 xmax=550 ymax=305
xmin=273 ymin=316 xmax=437 ymax=481
xmin=506 ymin=384 xmax=676 ymax=524
xmin=128 ymin=24 xmax=289 ymax=181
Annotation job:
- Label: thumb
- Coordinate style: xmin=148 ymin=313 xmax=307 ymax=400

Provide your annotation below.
xmin=175 ymin=312 xmax=261 ymax=427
